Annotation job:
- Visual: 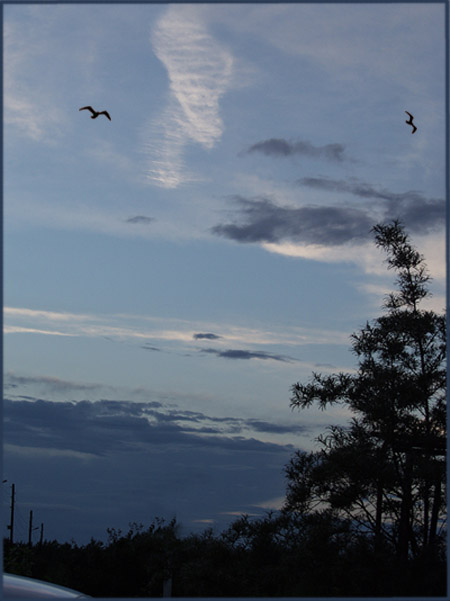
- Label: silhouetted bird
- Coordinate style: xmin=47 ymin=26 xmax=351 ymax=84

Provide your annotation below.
xmin=405 ymin=111 xmax=417 ymax=134
xmin=79 ymin=106 xmax=111 ymax=121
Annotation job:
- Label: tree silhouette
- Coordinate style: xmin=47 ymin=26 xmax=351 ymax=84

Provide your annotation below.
xmin=285 ymin=221 xmax=446 ymax=586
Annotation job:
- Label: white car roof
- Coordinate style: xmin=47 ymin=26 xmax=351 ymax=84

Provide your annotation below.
xmin=3 ymin=573 xmax=88 ymax=599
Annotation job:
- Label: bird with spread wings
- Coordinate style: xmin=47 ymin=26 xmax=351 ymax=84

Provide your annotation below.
xmin=79 ymin=106 xmax=111 ymax=121
xmin=405 ymin=111 xmax=417 ymax=134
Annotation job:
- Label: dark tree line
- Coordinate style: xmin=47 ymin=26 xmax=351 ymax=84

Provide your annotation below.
xmin=3 ymin=510 xmax=445 ymax=596
xmin=3 ymin=222 xmax=446 ymax=597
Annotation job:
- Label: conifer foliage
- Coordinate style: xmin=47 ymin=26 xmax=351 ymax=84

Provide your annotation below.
xmin=286 ymin=221 xmax=446 ymax=573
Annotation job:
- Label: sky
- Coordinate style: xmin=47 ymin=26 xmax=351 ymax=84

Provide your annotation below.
xmin=3 ymin=2 xmax=447 ymax=545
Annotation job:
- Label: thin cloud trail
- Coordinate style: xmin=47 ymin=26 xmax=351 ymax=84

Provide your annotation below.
xmin=4 ymin=306 xmax=350 ymax=347
xmin=4 ymin=21 xmax=61 ymax=142
xmin=144 ymin=6 xmax=233 ymax=187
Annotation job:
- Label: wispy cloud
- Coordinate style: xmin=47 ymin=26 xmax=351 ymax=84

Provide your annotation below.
xmin=4 ymin=6 xmax=104 ymax=145
xmin=143 ymin=5 xmax=233 ymax=188
xmin=252 ymin=495 xmax=285 ymax=510
xmin=5 ymin=306 xmax=95 ymax=322
xmin=3 ymin=325 xmax=77 ymax=336
xmin=215 ymin=4 xmax=442 ymax=96
xmin=245 ymin=138 xmax=349 ymax=162
xmin=4 ymin=372 xmax=104 ymax=394
xmin=4 ymin=306 xmax=351 ymax=356
xmin=4 ymin=19 xmax=65 ymax=142
xmin=299 ymin=175 xmax=416 ymax=200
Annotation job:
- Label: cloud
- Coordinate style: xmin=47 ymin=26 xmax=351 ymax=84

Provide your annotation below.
xmin=141 ymin=344 xmax=162 ymax=352
xmin=4 ymin=372 xmax=104 ymax=394
xmin=144 ymin=5 xmax=233 ymax=188
xmin=212 ymin=196 xmax=373 ymax=246
xmin=3 ymin=396 xmax=299 ymax=543
xmin=298 ymin=176 xmax=445 ymax=233
xmin=126 ymin=215 xmax=155 ymax=225
xmin=4 ymin=306 xmax=94 ymax=323
xmin=245 ymin=420 xmax=306 ymax=434
xmin=212 ymin=4 xmax=442 ymax=97
xmin=193 ymin=332 xmax=222 ymax=340
xmin=298 ymin=175 xmax=410 ymax=200
xmin=3 ymin=325 xmax=77 ymax=337
xmin=3 ymin=398 xmax=182 ymax=457
xmin=252 ymin=495 xmax=286 ymax=510
xmin=211 ymin=174 xmax=445 ymax=250
xmin=200 ymin=348 xmax=295 ymax=363
xmin=246 ymin=138 xmax=349 ymax=162
xmin=5 ymin=306 xmax=350 ymax=348
xmin=3 ymin=19 xmax=64 ymax=143
xmin=4 ymin=306 xmax=195 ymax=343
xmin=3 ymin=397 xmax=304 ymax=452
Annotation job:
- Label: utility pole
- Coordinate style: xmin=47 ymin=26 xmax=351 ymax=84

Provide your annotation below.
xmin=39 ymin=523 xmax=44 ymax=545
xmin=28 ymin=511 xmax=39 ymax=546
xmin=8 ymin=483 xmax=15 ymax=544
xmin=28 ymin=510 xmax=33 ymax=546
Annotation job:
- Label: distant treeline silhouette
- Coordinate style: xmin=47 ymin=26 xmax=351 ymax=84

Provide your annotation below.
xmin=3 ymin=512 xmax=446 ymax=597
xmin=3 ymin=221 xmax=446 ymax=597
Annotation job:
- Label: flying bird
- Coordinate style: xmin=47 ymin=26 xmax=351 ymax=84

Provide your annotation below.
xmin=405 ymin=111 xmax=417 ymax=134
xmin=79 ymin=106 xmax=111 ymax=121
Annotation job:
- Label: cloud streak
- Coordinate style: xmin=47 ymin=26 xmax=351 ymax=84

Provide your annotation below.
xmin=144 ymin=6 xmax=233 ymax=188
xmin=193 ymin=332 xmax=222 ymax=340
xmin=298 ymin=176 xmax=445 ymax=233
xmin=246 ymin=138 xmax=349 ymax=162
xmin=4 ymin=372 xmax=104 ymax=394
xmin=212 ymin=176 xmax=445 ymax=249
xmin=212 ymin=195 xmax=372 ymax=246
xmin=200 ymin=348 xmax=296 ymax=363
xmin=3 ymin=397 xmax=304 ymax=458
xmin=4 ymin=19 xmax=64 ymax=143
xmin=125 ymin=215 xmax=154 ymax=225
xmin=5 ymin=306 xmax=350 ymax=348
xmin=141 ymin=344 xmax=162 ymax=352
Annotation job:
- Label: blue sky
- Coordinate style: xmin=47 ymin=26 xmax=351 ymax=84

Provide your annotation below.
xmin=3 ymin=3 xmax=446 ymax=544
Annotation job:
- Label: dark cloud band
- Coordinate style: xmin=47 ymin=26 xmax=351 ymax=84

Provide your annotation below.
xmin=3 ymin=398 xmax=301 ymax=456
xmin=212 ymin=177 xmax=444 ymax=247
xmin=212 ymin=196 xmax=372 ymax=246
xmin=200 ymin=347 xmax=295 ymax=363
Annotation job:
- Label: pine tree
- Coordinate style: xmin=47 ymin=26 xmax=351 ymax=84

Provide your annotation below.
xmin=285 ymin=221 xmax=446 ymax=565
